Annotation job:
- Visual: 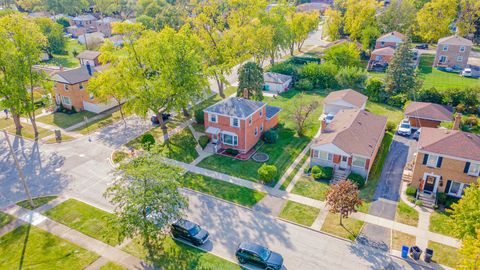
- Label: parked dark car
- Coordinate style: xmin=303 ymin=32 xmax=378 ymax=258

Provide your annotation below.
xmin=150 ymin=113 xmax=171 ymax=124
xmin=415 ymin=43 xmax=428 ymax=49
xmin=171 ymin=219 xmax=209 ymax=246
xmin=236 ymin=242 xmax=283 ymax=270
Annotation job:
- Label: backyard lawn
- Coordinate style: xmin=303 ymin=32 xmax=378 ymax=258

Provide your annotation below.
xmin=44 ymin=199 xmax=119 ymax=246
xmin=0 ymin=212 xmax=13 ymax=228
xmin=123 ymin=237 xmax=242 ymax=270
xmin=181 ymin=173 xmax=266 ymax=207
xmin=291 ymin=176 xmax=329 ymax=201
xmin=44 ymin=39 xmax=85 ymax=68
xmin=394 ymin=201 xmax=419 ymax=227
xmin=429 ymin=211 xmax=456 ymax=237
xmin=428 ymin=241 xmax=459 ymax=268
xmin=278 ymin=201 xmax=320 ymax=227
xmin=17 ymin=196 xmax=57 ymax=210
xmin=365 ymin=102 xmax=404 ymax=125
xmin=0 ymin=225 xmax=98 ymax=269
xmin=37 ymin=111 xmax=96 ymax=129
xmin=391 ymin=231 xmax=416 ymax=251
xmin=320 ymin=213 xmax=364 ymax=241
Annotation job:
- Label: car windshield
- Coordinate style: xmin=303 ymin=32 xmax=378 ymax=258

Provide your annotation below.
xmin=401 ymin=124 xmax=410 ymax=129
xmin=326 ymin=115 xmax=334 ymax=120
xmin=258 ymin=247 xmax=271 ymax=261
xmin=188 ymin=224 xmax=201 ymax=236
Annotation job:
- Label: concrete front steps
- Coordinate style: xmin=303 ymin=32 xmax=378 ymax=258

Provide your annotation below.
xmin=331 ymin=168 xmax=349 ymax=184
xmin=417 ymin=192 xmax=436 ymax=208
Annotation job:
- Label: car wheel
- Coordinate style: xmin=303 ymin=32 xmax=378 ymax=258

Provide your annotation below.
xmin=265 ymin=267 xmax=274 ymax=270
xmin=237 ymin=257 xmax=246 ymax=264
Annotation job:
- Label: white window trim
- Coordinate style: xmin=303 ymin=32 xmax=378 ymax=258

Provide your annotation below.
xmin=230 ymin=117 xmax=240 ymax=128
xmin=352 ymin=156 xmax=367 ymax=168
xmin=457 ymin=56 xmax=463 ymax=62
xmin=316 ymin=150 xmax=333 ymax=161
xmin=426 ymin=154 xmax=439 ymax=168
xmin=459 ymin=46 xmax=465 ymax=52
xmin=248 ymin=116 xmax=252 ymax=126
xmin=209 ymin=113 xmax=217 ymax=123
xmin=61 ymin=96 xmax=71 ymax=105
xmin=89 ymin=93 xmax=94 ymax=100
xmin=442 ymin=45 xmax=448 ymax=51
xmin=447 ymin=181 xmax=468 ymax=197
xmin=468 ymin=162 xmax=480 ymax=177
xmin=254 ymin=127 xmax=258 ymax=136
xmin=439 ymin=55 xmax=447 ymax=63
xmin=221 ymin=133 xmax=238 ymax=146
xmin=259 ymin=110 xmax=263 ymax=118
xmin=260 ymin=123 xmax=264 ymax=132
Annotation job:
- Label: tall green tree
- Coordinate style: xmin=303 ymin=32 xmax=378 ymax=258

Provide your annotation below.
xmin=323 ymin=42 xmax=360 ymax=68
xmin=42 ymin=0 xmax=89 ymax=14
xmin=34 ymin=18 xmax=67 ymax=56
xmin=105 ymin=154 xmax=187 ymax=258
xmin=360 ymin=26 xmax=380 ymax=51
xmin=237 ymin=62 xmax=264 ymax=101
xmin=456 ymin=0 xmax=480 ymax=37
xmin=286 ymin=11 xmax=319 ymax=55
xmin=415 ymin=0 xmax=457 ymax=42
xmin=259 ymin=2 xmax=292 ymax=64
xmin=449 ymin=184 xmax=480 ymax=240
xmin=323 ymin=8 xmax=343 ymax=41
xmin=384 ymin=39 xmax=421 ymax=96
xmin=377 ymin=0 xmax=417 ymax=34
xmin=154 ymin=4 xmax=187 ymax=30
xmin=94 ymin=0 xmax=120 ymax=18
xmin=343 ymin=0 xmax=377 ymax=40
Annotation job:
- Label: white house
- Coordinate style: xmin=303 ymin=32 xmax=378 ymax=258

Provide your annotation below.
xmin=263 ymin=72 xmax=293 ymax=93
xmin=322 ymin=89 xmax=368 ymax=115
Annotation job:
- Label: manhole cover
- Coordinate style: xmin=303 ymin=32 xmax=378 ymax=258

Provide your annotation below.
xmin=252 ymin=152 xmax=269 ymax=162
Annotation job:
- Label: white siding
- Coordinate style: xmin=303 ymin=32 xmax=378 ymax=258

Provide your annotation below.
xmin=82 ymin=99 xmax=117 ymax=113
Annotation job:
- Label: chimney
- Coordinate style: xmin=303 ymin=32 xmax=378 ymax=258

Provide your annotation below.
xmin=242 ymin=88 xmax=249 ymax=99
xmin=320 ymin=119 xmax=327 ymax=134
xmin=86 ymin=62 xmax=92 ymax=76
xmin=59 ymin=65 xmax=64 ymax=72
xmin=453 ymin=113 xmax=462 ymax=130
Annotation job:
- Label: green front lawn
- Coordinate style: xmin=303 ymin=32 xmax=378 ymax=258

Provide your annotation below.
xmin=392 ymin=231 xmax=416 ymax=251
xmin=44 ymin=199 xmax=119 ymax=246
xmin=17 ymin=196 xmax=57 ymax=210
xmin=291 ymin=176 xmax=329 ymax=201
xmin=0 ymin=225 xmax=98 ymax=269
xmin=279 ymin=153 xmax=309 ymax=190
xmin=0 ymin=212 xmax=13 ymax=228
xmin=73 ymin=110 xmax=125 ymax=135
xmin=198 ymin=90 xmax=324 ymax=185
xmin=278 ymin=201 xmax=320 ymax=227
xmin=428 ymin=241 xmax=459 ymax=268
xmin=44 ymin=39 xmax=85 ymax=68
xmin=127 ymin=128 xmax=199 ymax=163
xmin=100 ymin=262 xmax=127 ymax=270
xmin=181 ymin=173 xmax=266 ymax=207
xmin=37 ymin=111 xmax=96 ymax=129
xmin=320 ymin=213 xmax=364 ymax=241
xmin=0 ymin=117 xmax=53 ymax=140
xmin=429 ymin=211 xmax=455 ymax=237
xmin=395 ymin=201 xmax=419 ymax=227
xmin=123 ymin=237 xmax=242 ymax=270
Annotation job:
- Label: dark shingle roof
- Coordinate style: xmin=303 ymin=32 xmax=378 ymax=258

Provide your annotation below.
xmin=266 ymin=105 xmax=281 ymax=119
xmin=204 ymin=97 xmax=264 ymax=118
xmin=51 ymin=66 xmax=94 ymax=84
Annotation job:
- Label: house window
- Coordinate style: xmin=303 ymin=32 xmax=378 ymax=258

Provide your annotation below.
xmin=222 ymin=133 xmax=238 ymax=146
xmin=317 ymin=151 xmax=333 ymax=161
xmin=89 ymin=93 xmax=94 ymax=100
xmin=380 ymin=41 xmax=385 ymax=47
xmin=442 ymin=45 xmax=448 ymax=51
xmin=457 ymin=56 xmax=463 ymax=62
xmin=248 ymin=116 xmax=252 ymax=126
xmin=79 ymin=83 xmax=84 ymax=90
xmin=260 ymin=123 xmax=264 ymax=132
xmin=448 ymin=181 xmax=469 ymax=197
xmin=231 ymin=117 xmax=239 ymax=128
xmin=459 ymin=46 xmax=465 ymax=52
xmin=425 ymin=154 xmax=439 ymax=167
xmin=259 ymin=109 xmax=263 ymax=118
xmin=64 ymin=84 xmax=69 ymax=91
xmin=439 ymin=55 xmax=447 ymax=63
xmin=209 ymin=114 xmax=217 ymax=123
xmin=468 ymin=162 xmax=480 ymax=176
xmin=61 ymin=96 xmax=71 ymax=105
xmin=352 ymin=156 xmax=367 ymax=168
xmin=254 ymin=127 xmax=258 ymax=136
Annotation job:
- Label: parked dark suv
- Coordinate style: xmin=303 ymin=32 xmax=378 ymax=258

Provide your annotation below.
xmin=235 ymin=242 xmax=283 ymax=270
xmin=171 ymin=219 xmax=209 ymax=246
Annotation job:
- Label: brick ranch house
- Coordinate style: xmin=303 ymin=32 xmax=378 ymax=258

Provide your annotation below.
xmin=310 ymin=109 xmax=387 ymax=179
xmin=404 ymin=101 xmax=453 ymax=129
xmin=203 ymin=97 xmax=281 ymax=154
xmin=410 ymin=126 xmax=480 ymax=199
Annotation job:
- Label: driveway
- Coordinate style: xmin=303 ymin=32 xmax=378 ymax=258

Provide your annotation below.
xmin=359 ymin=134 xmax=417 ymax=251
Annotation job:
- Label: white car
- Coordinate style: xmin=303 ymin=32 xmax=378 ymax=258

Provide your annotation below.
xmin=321 ymin=113 xmax=335 ymax=124
xmin=397 ymin=122 xmax=412 ymax=136
xmin=461 ymin=68 xmax=472 ymax=77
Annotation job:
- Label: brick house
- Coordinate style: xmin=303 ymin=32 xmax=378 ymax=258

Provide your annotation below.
xmin=95 ymin=17 xmax=120 ymax=37
xmin=322 ymin=89 xmax=367 ymax=116
xmin=72 ymin=14 xmax=97 ymax=33
xmin=310 ymin=109 xmax=387 ymax=179
xmin=368 ymin=47 xmax=395 ymax=71
xmin=410 ymin=126 xmax=480 ymax=199
xmin=66 ymin=25 xmax=86 ymax=38
xmin=76 ymin=50 xmax=101 ymax=67
xmin=433 ymin=35 xmax=473 ymax=70
xmin=375 ymin=31 xmax=405 ymax=49
xmin=203 ymin=97 xmax=281 ymax=154
xmin=404 ymin=101 xmax=453 ymax=129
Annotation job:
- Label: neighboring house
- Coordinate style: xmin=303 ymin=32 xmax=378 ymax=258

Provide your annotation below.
xmin=433 ymin=35 xmax=473 ymax=70
xmin=310 ymin=109 xmax=387 ymax=179
xmin=76 ymin=50 xmax=101 ymax=67
xmin=296 ymin=2 xmax=330 ymax=13
xmin=368 ymin=47 xmax=395 ymax=71
xmin=78 ymin=32 xmax=105 ymax=45
xmin=203 ymin=97 xmax=281 ymax=154
xmin=404 ymin=101 xmax=453 ymax=129
xmin=410 ymin=125 xmax=480 ymax=199
xmin=322 ymin=89 xmax=368 ymax=116
xmin=51 ymin=64 xmax=116 ymax=113
xmin=375 ymin=31 xmax=405 ymax=49
xmin=66 ymin=25 xmax=86 ymax=38
xmin=263 ymin=72 xmax=293 ymax=93
xmin=95 ymin=17 xmax=120 ymax=37
xmin=73 ymin=14 xmax=97 ymax=33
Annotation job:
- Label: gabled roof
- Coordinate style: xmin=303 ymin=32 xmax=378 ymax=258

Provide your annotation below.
xmin=73 ymin=14 xmax=96 ymax=21
xmin=204 ymin=97 xmax=265 ymax=118
xmin=51 ymin=66 xmax=95 ymax=84
xmin=323 ymin=89 xmax=368 ymax=108
xmin=312 ymin=109 xmax=387 ymax=158
xmin=372 ymin=47 xmax=395 ymax=56
xmin=418 ymin=127 xmax=480 ymax=162
xmin=377 ymin=31 xmax=405 ymax=43
xmin=264 ymin=72 xmax=292 ymax=84
xmin=438 ymin=35 xmax=473 ymax=46
xmin=404 ymin=102 xmax=453 ymax=122
xmin=76 ymin=50 xmax=101 ymax=60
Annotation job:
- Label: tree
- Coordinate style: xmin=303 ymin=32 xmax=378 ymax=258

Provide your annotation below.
xmin=237 ymin=62 xmax=264 ymax=101
xmin=377 ymin=0 xmax=417 ymax=34
xmin=360 ymin=26 xmax=380 ymax=51
xmin=105 ymin=154 xmax=187 ymax=257
xmin=456 ymin=0 xmax=480 ymax=37
xmin=417 ymin=87 xmax=444 ymax=104
xmin=94 ymin=0 xmax=120 ymax=18
xmin=300 ymin=62 xmax=339 ymax=89
xmin=323 ymin=42 xmax=360 ymax=68
xmin=365 ymin=78 xmax=386 ymax=102
xmin=343 ymin=0 xmax=377 ymax=40
xmin=154 ymin=4 xmax=187 ymax=31
xmin=384 ymin=39 xmax=421 ymax=96
xmin=259 ymin=2 xmax=293 ymax=64
xmin=335 ymin=66 xmax=367 ymax=90
xmin=16 ymin=0 xmax=43 ymax=12
xmin=42 ymin=0 xmax=89 ymax=14
xmin=56 ymin=17 xmax=70 ymax=28
xmin=449 ymin=184 xmax=480 ymax=240
xmin=326 ymin=180 xmax=362 ymax=225
xmin=457 ymin=230 xmax=480 ymax=270
xmin=415 ymin=0 xmax=457 ymax=43
xmin=34 ymin=18 xmax=67 ymax=56
xmin=289 ymin=93 xmax=319 ymax=136
xmin=286 ymin=11 xmax=319 ymax=55
xmin=257 ymin=164 xmax=277 ymax=184
xmin=323 ymin=8 xmax=342 ymax=41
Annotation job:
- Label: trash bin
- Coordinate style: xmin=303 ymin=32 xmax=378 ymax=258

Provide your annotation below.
xmin=424 ymin=248 xmax=433 ymax=263
xmin=401 ymin=245 xmax=409 ymax=259
xmin=54 ymin=129 xmax=62 ymax=142
xmin=410 ymin=246 xmax=422 ymax=260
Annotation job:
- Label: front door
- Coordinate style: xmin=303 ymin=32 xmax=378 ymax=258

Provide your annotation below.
xmin=423 ymin=175 xmax=437 ymax=194
xmin=340 ymin=156 xmax=349 ymax=169
xmin=211 ymin=133 xmax=218 ymax=143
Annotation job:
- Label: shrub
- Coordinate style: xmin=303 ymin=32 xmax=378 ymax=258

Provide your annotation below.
xmin=386 ymin=93 xmax=408 ymax=107
xmin=262 ymin=129 xmax=278 ymax=144
xmin=386 ymin=121 xmax=396 ymax=132
xmin=295 ymin=78 xmax=313 ymax=91
xmin=225 ymin=148 xmax=239 ymax=155
xmin=465 ymin=115 xmax=478 ymax=126
xmin=311 ymin=165 xmax=333 ymax=180
xmin=198 ymin=135 xmax=209 ymax=149
xmin=436 ymin=192 xmax=447 ymax=205
xmin=335 ymin=66 xmax=367 ymax=90
xmin=140 ymin=133 xmax=155 ymax=151
xmin=269 ymin=61 xmax=300 ymax=79
xmin=194 ymin=109 xmax=204 ymax=124
xmin=406 ymin=186 xmax=417 ymax=197
xmin=347 ymin=173 xmax=365 ymax=188
xmin=258 ymin=164 xmax=278 ymax=184
xmin=299 ymin=62 xmax=338 ymax=89
xmin=365 ymin=78 xmax=385 ymax=102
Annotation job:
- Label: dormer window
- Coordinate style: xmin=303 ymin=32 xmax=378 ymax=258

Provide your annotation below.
xmin=231 ymin=117 xmax=239 ymax=128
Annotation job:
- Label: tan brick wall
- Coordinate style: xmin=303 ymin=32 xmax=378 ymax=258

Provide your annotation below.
xmin=434 ymin=44 xmax=471 ymax=69
xmin=411 ymin=152 xmax=478 ymax=192
xmin=55 ymin=80 xmax=98 ymax=112
xmin=375 ymin=41 xmax=399 ymax=49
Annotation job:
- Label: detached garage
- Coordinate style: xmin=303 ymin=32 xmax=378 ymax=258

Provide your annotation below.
xmin=404 ymin=101 xmax=453 ymax=129
xmin=263 ymin=72 xmax=292 ymax=93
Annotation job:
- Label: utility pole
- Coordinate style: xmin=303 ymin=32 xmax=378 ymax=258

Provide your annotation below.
xmin=3 ymin=130 xmax=34 ymax=208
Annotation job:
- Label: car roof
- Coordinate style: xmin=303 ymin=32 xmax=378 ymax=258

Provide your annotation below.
xmin=174 ymin=219 xmax=197 ymax=230
xmin=239 ymin=242 xmax=267 ymax=253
